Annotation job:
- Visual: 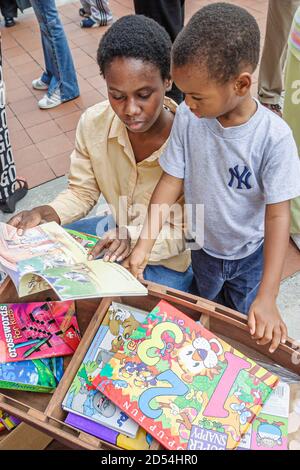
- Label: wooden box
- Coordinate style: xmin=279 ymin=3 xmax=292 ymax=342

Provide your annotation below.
xmin=0 ymin=278 xmax=299 ymax=450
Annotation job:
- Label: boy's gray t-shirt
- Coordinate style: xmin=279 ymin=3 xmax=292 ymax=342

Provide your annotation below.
xmin=160 ymin=100 xmax=300 ymax=260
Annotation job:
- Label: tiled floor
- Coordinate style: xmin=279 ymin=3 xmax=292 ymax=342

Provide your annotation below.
xmin=2 ymin=0 xmax=268 ymax=188
xmin=1 ymin=0 xmax=300 ymax=277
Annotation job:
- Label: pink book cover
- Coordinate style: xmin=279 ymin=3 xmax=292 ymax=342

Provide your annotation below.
xmin=0 ymin=301 xmax=80 ymax=362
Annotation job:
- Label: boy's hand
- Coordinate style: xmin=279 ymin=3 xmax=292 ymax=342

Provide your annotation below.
xmin=88 ymin=227 xmax=131 ymax=262
xmin=122 ymin=248 xmax=149 ymax=281
xmin=248 ymin=296 xmax=288 ymax=353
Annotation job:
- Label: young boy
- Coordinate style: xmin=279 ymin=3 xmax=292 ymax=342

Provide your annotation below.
xmin=79 ymin=0 xmax=112 ymax=28
xmin=124 ymin=3 xmax=300 ymax=353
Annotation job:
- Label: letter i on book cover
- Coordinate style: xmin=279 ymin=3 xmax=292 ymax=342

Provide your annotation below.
xmin=92 ymin=300 xmax=279 ymax=450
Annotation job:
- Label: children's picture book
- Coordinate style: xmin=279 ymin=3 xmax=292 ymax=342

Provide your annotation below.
xmin=237 ymin=381 xmax=289 ymax=450
xmin=0 ymin=222 xmax=147 ymax=300
xmin=62 ymin=302 xmax=149 ymax=440
xmin=0 ymin=409 xmax=21 ymax=430
xmin=0 ymin=301 xmax=80 ymax=362
xmin=93 ymin=300 xmax=279 ymax=450
xmin=65 ymin=229 xmax=99 ymax=252
xmin=65 ymin=412 xmax=153 ymax=450
xmin=0 ymin=357 xmax=64 ymax=392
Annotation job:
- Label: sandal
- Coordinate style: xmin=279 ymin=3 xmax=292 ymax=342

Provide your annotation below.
xmin=0 ymin=178 xmax=28 ymax=214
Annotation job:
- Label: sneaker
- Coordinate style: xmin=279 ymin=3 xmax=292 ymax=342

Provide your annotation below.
xmin=79 ymin=7 xmax=90 ymax=18
xmin=4 ymin=17 xmax=15 ymax=27
xmin=32 ymin=78 xmax=49 ymax=91
xmin=38 ymin=89 xmax=63 ymax=109
xmin=291 ymin=234 xmax=300 ymax=251
xmin=80 ymin=17 xmax=99 ymax=28
xmin=261 ymin=103 xmax=282 ymax=118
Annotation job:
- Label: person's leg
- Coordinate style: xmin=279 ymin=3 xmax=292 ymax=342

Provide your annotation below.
xmin=63 ymin=214 xmax=116 ymax=237
xmin=191 ymin=249 xmax=225 ymax=300
xmin=0 ymin=39 xmax=27 ymax=213
xmin=258 ymin=0 xmax=300 ymax=107
xmin=133 ymin=0 xmax=184 ymax=42
xmin=133 ymin=0 xmax=185 ymax=103
xmin=283 ymin=47 xmax=300 ymax=237
xmin=143 ymin=264 xmax=193 ymax=292
xmin=89 ymin=0 xmax=113 ymax=26
xmin=30 ymin=0 xmax=80 ymax=102
xmin=80 ymin=0 xmax=91 ymax=15
xmin=221 ymin=244 xmax=264 ymax=315
xmin=0 ymin=0 xmax=18 ymax=18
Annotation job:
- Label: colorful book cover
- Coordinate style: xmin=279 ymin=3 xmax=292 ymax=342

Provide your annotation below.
xmin=0 ymin=222 xmax=147 ymax=300
xmin=0 ymin=301 xmax=80 ymax=362
xmin=62 ymin=302 xmax=148 ymax=439
xmin=0 ymin=357 xmax=64 ymax=392
xmin=65 ymin=229 xmax=99 ymax=252
xmin=65 ymin=412 xmax=153 ymax=450
xmin=0 ymin=409 xmax=21 ymax=430
xmin=238 ymin=382 xmax=289 ymax=450
xmin=93 ymin=300 xmax=279 ymax=450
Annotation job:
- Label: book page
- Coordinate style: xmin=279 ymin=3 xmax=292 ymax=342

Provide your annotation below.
xmin=86 ymin=260 xmax=148 ymax=297
xmin=19 ymin=264 xmax=102 ymax=299
xmin=0 ymin=222 xmax=87 ymax=295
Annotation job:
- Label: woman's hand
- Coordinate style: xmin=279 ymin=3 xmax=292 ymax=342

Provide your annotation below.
xmin=88 ymin=227 xmax=131 ymax=262
xmin=8 ymin=206 xmax=61 ymax=235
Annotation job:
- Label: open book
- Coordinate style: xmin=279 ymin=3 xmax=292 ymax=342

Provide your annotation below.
xmin=0 ymin=222 xmax=147 ymax=300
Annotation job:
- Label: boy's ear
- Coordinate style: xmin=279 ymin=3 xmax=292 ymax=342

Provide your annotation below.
xmin=234 ymin=73 xmax=252 ymax=96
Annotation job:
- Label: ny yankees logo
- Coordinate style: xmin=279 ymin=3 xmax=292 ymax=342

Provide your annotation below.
xmin=228 ymin=165 xmax=252 ymax=189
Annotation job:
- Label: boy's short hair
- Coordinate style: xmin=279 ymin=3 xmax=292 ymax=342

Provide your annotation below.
xmin=172 ymin=2 xmax=260 ymax=83
xmin=97 ymin=15 xmax=172 ymax=80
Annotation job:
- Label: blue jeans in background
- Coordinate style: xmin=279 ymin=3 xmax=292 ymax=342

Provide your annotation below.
xmin=30 ymin=0 xmax=79 ymax=101
xmin=191 ymin=244 xmax=264 ymax=315
xmin=64 ymin=215 xmax=194 ymax=293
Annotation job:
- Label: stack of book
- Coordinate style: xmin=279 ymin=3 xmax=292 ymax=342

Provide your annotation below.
xmin=63 ymin=300 xmax=290 ymax=451
xmin=62 ymin=302 xmax=154 ymax=450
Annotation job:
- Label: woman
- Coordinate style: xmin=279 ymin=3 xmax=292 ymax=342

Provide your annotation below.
xmin=0 ymin=34 xmax=27 ymax=213
xmin=9 ymin=15 xmax=192 ymax=292
xmin=283 ymin=6 xmax=300 ymax=249
xmin=30 ymin=0 xmax=79 ymax=109
xmin=0 ymin=0 xmax=31 ymax=27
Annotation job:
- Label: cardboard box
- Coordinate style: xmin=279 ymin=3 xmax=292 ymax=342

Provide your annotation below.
xmin=0 ymin=278 xmax=299 ymax=450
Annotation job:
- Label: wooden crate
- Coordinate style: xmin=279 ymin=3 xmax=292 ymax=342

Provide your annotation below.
xmin=0 ymin=278 xmax=299 ymax=450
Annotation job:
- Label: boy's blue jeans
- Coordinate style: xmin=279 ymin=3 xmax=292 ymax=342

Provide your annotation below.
xmin=30 ymin=0 xmax=79 ymax=101
xmin=64 ymin=215 xmax=194 ymax=293
xmin=191 ymin=244 xmax=264 ymax=315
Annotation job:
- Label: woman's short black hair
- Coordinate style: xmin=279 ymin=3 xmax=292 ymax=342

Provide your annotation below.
xmin=172 ymin=2 xmax=260 ymax=83
xmin=97 ymin=15 xmax=172 ymax=80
